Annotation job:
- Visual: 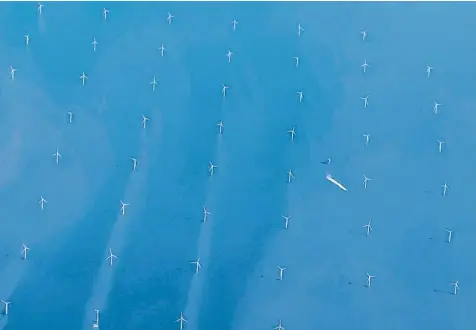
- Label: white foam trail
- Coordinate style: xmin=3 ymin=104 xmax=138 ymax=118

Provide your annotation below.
xmin=80 ymin=131 xmax=152 ymax=330
xmin=182 ymin=136 xmax=224 ymax=329
xmin=326 ymin=174 xmax=348 ymax=192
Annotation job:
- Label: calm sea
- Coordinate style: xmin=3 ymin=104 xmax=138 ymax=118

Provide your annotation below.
xmin=0 ymin=2 xmax=475 ymax=330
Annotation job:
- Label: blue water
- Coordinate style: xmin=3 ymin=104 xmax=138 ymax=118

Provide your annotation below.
xmin=0 ymin=2 xmax=475 ymax=330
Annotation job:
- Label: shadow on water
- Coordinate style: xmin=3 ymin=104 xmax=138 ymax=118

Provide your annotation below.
xmin=433 ymin=289 xmax=453 ymax=296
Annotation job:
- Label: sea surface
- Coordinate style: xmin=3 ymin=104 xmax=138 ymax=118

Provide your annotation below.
xmin=0 ymin=2 xmax=475 ymax=330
